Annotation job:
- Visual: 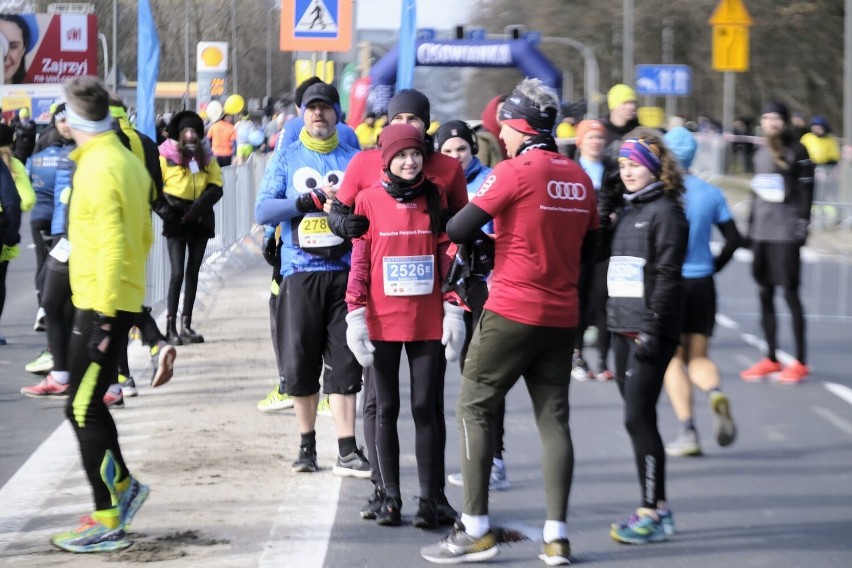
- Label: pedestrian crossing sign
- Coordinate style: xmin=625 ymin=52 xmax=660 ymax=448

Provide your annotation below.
xmin=281 ymin=0 xmax=352 ymax=52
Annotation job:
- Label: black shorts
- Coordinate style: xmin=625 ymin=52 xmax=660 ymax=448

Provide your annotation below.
xmin=680 ymin=276 xmax=716 ymax=336
xmin=276 ymin=271 xmax=362 ymax=396
xmin=752 ymin=241 xmax=801 ymax=289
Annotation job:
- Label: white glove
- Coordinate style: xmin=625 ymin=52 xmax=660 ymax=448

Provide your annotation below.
xmin=345 ymin=307 xmax=375 ymax=367
xmin=441 ymin=302 xmax=466 ymax=362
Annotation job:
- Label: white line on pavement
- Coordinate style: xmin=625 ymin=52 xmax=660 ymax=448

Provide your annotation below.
xmin=811 ymin=406 xmax=852 ymax=437
xmin=824 ymin=382 xmax=852 ymax=406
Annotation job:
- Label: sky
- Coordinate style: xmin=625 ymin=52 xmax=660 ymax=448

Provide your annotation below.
xmin=355 ymin=0 xmax=473 ymax=30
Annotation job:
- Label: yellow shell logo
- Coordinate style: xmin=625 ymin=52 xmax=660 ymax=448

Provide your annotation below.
xmin=201 ymin=47 xmax=224 ymax=67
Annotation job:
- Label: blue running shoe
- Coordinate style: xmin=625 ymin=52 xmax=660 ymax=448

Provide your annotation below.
xmin=118 ymin=477 xmax=150 ymax=529
xmin=613 ymin=509 xmax=675 ymax=536
xmin=51 ymin=516 xmax=132 ymax=553
xmin=610 ymin=510 xmax=669 ymax=544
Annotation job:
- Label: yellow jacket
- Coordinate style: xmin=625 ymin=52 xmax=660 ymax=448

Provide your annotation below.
xmin=160 ymin=155 xmax=223 ymax=201
xmin=10 ymin=156 xmax=34 ymax=211
xmin=800 ymin=132 xmax=840 ymax=165
xmin=68 ymin=131 xmax=153 ymax=316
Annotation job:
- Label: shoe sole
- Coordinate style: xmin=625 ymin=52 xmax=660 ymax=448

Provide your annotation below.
xmin=665 ymin=446 xmax=702 ymax=457
xmin=609 ymin=528 xmax=668 ymax=545
xmin=292 ymin=465 xmax=318 ymax=473
xmin=446 ymin=474 xmax=464 ymax=488
xmin=21 ymin=390 xmax=68 ymax=398
xmin=711 ymin=395 xmax=737 ymax=447
xmin=51 ymin=537 xmax=133 ymax=553
xmin=151 ymin=346 xmax=176 ymax=388
xmin=121 ymin=388 xmax=138 ymax=397
xmin=422 ymin=546 xmax=499 ymax=564
xmin=332 ymin=465 xmax=372 ymax=479
xmin=538 ymin=553 xmax=571 ymax=566
xmin=258 ymin=401 xmax=295 ymax=412
xmin=25 ymin=365 xmax=54 ymax=375
xmin=412 ymin=517 xmax=438 ymax=529
xmin=376 ymin=518 xmax=402 ymax=527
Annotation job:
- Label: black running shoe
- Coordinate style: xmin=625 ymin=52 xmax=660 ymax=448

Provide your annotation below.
xmin=361 ymin=486 xmax=386 ymax=520
xmin=292 ymin=444 xmax=318 ymax=473
xmin=376 ymin=496 xmax=402 ymax=527
xmin=412 ymin=497 xmax=439 ymax=529
xmin=435 ymin=490 xmax=458 ymax=525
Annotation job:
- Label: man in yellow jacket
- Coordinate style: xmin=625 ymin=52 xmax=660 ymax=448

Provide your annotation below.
xmin=50 ymin=76 xmax=153 ymax=554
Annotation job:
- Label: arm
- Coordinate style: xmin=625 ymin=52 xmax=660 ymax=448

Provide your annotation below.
xmin=641 ymin=204 xmax=688 ymax=336
xmin=791 ymin=145 xmax=815 ymax=245
xmin=92 ymin=176 xmax=125 ymax=316
xmin=345 ymin=236 xmax=371 ymax=311
xmin=254 ymin=144 xmax=303 ymax=225
xmin=713 ymin=218 xmax=741 ymax=273
xmin=0 ymin=163 xmax=21 ymax=246
xmin=445 ymin=159 xmax=469 ymax=212
xmin=446 ymin=203 xmax=493 ymax=244
xmin=11 ymin=158 xmax=35 ymax=212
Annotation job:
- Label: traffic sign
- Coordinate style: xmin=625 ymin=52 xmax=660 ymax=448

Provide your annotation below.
xmin=709 ymin=0 xmax=752 ymax=72
xmin=708 ymin=0 xmax=752 ymax=26
xmin=280 ymin=0 xmax=352 ymax=52
xmin=635 ymin=64 xmax=692 ymax=96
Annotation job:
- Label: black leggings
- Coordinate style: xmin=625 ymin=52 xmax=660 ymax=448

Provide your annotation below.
xmin=166 ymin=236 xmax=208 ymax=318
xmin=371 ymin=340 xmax=444 ymax=500
xmin=42 ymin=256 xmax=73 ymax=371
xmin=612 ymin=333 xmax=677 ymax=509
xmin=117 ymin=308 xmax=167 ymax=377
xmin=65 ymin=309 xmax=137 ymax=511
xmin=0 ymin=260 xmax=6 ymax=323
xmin=30 ymin=220 xmax=52 ymax=300
xmin=758 ymin=284 xmax=806 ymax=364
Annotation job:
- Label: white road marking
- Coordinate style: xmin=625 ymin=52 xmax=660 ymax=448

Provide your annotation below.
xmin=824 ymin=382 xmax=852 ymax=406
xmin=811 ymin=406 xmax=852 ymax=437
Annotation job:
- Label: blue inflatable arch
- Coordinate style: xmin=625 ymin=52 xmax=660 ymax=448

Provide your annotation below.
xmin=368 ymin=39 xmax=563 ymax=113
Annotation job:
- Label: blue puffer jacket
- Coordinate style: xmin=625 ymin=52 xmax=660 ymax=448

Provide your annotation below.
xmin=50 ymin=143 xmax=76 ymax=236
xmin=26 ymin=141 xmax=72 ymax=224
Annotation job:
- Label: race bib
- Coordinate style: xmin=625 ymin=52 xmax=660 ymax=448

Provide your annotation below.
xmin=750 ymin=173 xmax=785 ymax=203
xmin=188 ymin=159 xmax=200 ymax=174
xmin=298 ymin=213 xmax=344 ymax=249
xmin=49 ymin=237 xmax=72 ymax=263
xmin=608 ymin=256 xmax=645 ymax=298
xmin=383 ymin=255 xmax=434 ymax=296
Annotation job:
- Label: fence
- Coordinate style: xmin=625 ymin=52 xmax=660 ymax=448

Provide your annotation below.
xmin=144 ymin=153 xmax=271 ymax=310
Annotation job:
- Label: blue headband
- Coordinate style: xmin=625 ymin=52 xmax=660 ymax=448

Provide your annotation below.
xmin=619 ymin=139 xmax=661 ymax=175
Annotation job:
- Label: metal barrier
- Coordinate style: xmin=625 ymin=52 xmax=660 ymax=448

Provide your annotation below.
xmin=144 ymin=153 xmax=271 ymax=310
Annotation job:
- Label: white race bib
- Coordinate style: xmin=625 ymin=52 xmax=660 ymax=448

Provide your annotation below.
xmin=297 ymin=213 xmax=344 ymax=248
xmin=188 ymin=159 xmax=200 ymax=174
xmin=608 ymin=256 xmax=645 ymax=298
xmin=750 ymin=173 xmax=785 ymax=203
xmin=49 ymin=237 xmax=72 ymax=263
xmin=382 ymin=255 xmax=435 ymax=296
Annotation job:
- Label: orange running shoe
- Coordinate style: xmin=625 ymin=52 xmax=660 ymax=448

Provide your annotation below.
xmin=776 ymin=360 xmax=810 ymax=385
xmin=740 ymin=357 xmax=782 ymax=382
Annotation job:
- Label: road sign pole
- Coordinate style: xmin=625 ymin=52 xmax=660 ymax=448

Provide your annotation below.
xmin=722 ymin=70 xmax=734 ymax=134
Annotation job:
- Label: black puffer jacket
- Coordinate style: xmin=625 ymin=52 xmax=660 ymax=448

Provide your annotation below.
xmin=606 ymin=182 xmax=687 ymax=342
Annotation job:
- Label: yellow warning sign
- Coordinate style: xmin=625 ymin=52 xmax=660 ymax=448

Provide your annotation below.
xmin=709 ymin=0 xmax=752 ymax=72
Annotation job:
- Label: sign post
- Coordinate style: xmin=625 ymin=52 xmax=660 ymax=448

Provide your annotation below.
xmin=708 ymin=0 xmax=753 ymax=132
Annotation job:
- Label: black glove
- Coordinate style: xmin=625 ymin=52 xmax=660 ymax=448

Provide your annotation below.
xmin=793 ymin=218 xmax=809 ymax=247
xmin=87 ymin=313 xmax=115 ymax=364
xmin=262 ymin=234 xmax=278 ymax=266
xmin=343 ymin=212 xmax=370 ymax=238
xmin=296 ymin=187 xmax=328 ymax=213
xmin=440 ymin=209 xmax=455 ymax=232
xmin=634 ymin=332 xmax=661 ymax=364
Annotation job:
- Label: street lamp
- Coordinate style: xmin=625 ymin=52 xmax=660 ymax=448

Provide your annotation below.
xmin=266 ymin=2 xmax=281 ymax=100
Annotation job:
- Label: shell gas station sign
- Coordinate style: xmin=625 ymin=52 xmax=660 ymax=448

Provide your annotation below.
xmin=196 ymin=41 xmax=228 ymax=114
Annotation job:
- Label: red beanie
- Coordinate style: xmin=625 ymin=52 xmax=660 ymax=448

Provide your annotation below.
xmin=379 ymin=123 xmax=425 ymax=170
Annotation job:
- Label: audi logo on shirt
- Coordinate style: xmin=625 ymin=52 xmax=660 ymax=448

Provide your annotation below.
xmin=546 ymin=180 xmax=587 ymax=200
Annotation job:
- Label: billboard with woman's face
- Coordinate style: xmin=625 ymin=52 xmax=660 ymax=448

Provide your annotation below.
xmin=0 ymin=13 xmax=98 ymax=85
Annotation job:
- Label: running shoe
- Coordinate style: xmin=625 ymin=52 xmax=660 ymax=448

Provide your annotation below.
xmin=376 ymin=496 xmax=402 ymax=527
xmin=292 ymin=443 xmax=318 ymax=473
xmin=117 ymin=477 xmax=150 ymax=529
xmin=612 ymin=509 xmax=675 ymax=536
xmin=421 ymin=521 xmax=499 ymax=564
xmin=775 ymin=360 xmax=810 ymax=385
xmin=446 ymin=461 xmax=511 ymax=491
xmin=539 ymin=538 xmax=571 ymax=566
xmin=50 ymin=515 xmax=132 ymax=553
xmin=435 ymin=490 xmax=458 ymax=525
xmin=104 ymin=389 xmax=125 ymax=409
xmin=413 ymin=497 xmax=439 ymax=529
xmin=610 ymin=510 xmax=668 ymax=544
xmin=740 ymin=357 xmax=782 ymax=382
xmin=317 ymin=395 xmax=333 ymax=417
xmin=21 ymin=374 xmax=69 ymax=398
xmin=361 ymin=486 xmax=387 ymax=520
xmin=0 ymin=335 xmax=5 ymax=345
xmin=257 ymin=387 xmax=294 ymax=412
xmin=571 ymin=356 xmax=592 ymax=382
xmin=595 ymin=369 xmax=614 ymax=382
xmin=34 ymin=307 xmax=46 ymax=332
xmin=709 ymin=391 xmax=737 ymax=446
xmin=150 ymin=341 xmax=176 ymax=388
xmin=25 ymin=350 xmax=54 ymax=374
xmin=333 ymin=447 xmax=371 ymax=479
xmin=665 ymin=428 xmax=702 ymax=457
xmin=119 ymin=375 xmax=137 ymax=397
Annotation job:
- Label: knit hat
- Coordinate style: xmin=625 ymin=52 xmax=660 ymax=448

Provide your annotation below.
xmin=574 ymin=119 xmax=606 ymax=147
xmin=0 ymin=124 xmax=12 ymax=147
xmin=663 ymin=126 xmax=697 ymax=170
xmin=388 ymin=89 xmax=431 ymax=125
xmin=18 ymin=107 xmax=29 ymax=119
xmin=500 ymin=87 xmax=557 ymax=135
xmin=810 ymin=115 xmax=829 ymax=131
xmin=760 ymin=101 xmax=790 ymax=124
xmin=52 ymin=102 xmax=67 ymax=123
xmin=379 ymin=123 xmax=425 ymax=170
xmin=168 ymin=110 xmax=205 ymax=140
xmin=607 ymin=84 xmax=637 ymax=110
xmin=435 ymin=120 xmax=476 ymax=153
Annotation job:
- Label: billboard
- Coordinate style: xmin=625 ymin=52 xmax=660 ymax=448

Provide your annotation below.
xmin=0 ymin=13 xmax=98 ymax=85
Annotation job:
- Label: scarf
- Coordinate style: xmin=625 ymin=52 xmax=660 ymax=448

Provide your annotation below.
xmin=517 ymin=133 xmax=558 ymax=156
xmin=299 ymin=127 xmax=339 ymax=154
xmin=464 ymin=156 xmax=485 ymax=184
xmin=623 ymin=181 xmax=664 ymax=204
xmin=382 ymin=170 xmax=442 ymax=235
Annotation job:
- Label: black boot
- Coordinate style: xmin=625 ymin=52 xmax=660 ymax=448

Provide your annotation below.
xmin=180 ymin=315 xmax=205 ymax=344
xmin=166 ymin=316 xmax=183 ymax=346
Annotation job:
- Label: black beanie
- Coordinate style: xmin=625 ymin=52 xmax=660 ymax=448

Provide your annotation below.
xmin=435 ymin=120 xmax=475 ymax=152
xmin=388 ymin=89 xmax=430 ymax=125
xmin=168 ymin=110 xmax=205 ymax=140
xmin=761 ymin=101 xmax=790 ymax=124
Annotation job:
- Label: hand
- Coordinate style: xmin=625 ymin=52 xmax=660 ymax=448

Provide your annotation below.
xmin=343 ymin=213 xmax=370 ymax=238
xmin=441 ymin=302 xmax=466 ymax=362
xmin=262 ymin=234 xmax=278 ymax=266
xmin=87 ymin=313 xmax=115 ymax=364
xmin=634 ymin=332 xmax=661 ymax=364
xmin=0 ymin=244 xmax=20 ymax=263
xmin=345 ymin=307 xmax=375 ymax=367
xmin=793 ymin=218 xmax=809 ymax=247
xmin=296 ymin=187 xmax=328 ymax=213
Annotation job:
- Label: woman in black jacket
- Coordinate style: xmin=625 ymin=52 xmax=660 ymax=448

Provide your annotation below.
xmin=607 ymin=136 xmax=687 ymax=545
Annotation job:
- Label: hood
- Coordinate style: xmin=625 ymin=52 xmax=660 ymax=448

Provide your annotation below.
xmin=663 ymin=126 xmax=697 ymax=169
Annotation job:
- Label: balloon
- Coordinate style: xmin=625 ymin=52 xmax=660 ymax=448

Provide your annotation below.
xmin=205 ymin=100 xmax=223 ymax=122
xmin=224 ymin=94 xmax=245 ymax=115
xmin=248 ymin=129 xmax=265 ymax=147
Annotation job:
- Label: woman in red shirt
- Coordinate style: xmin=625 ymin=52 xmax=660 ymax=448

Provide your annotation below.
xmin=345 ymin=123 xmax=464 ymax=529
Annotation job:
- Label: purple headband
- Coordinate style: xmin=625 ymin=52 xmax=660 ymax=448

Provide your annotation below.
xmin=619 ymin=139 xmax=661 ymax=175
